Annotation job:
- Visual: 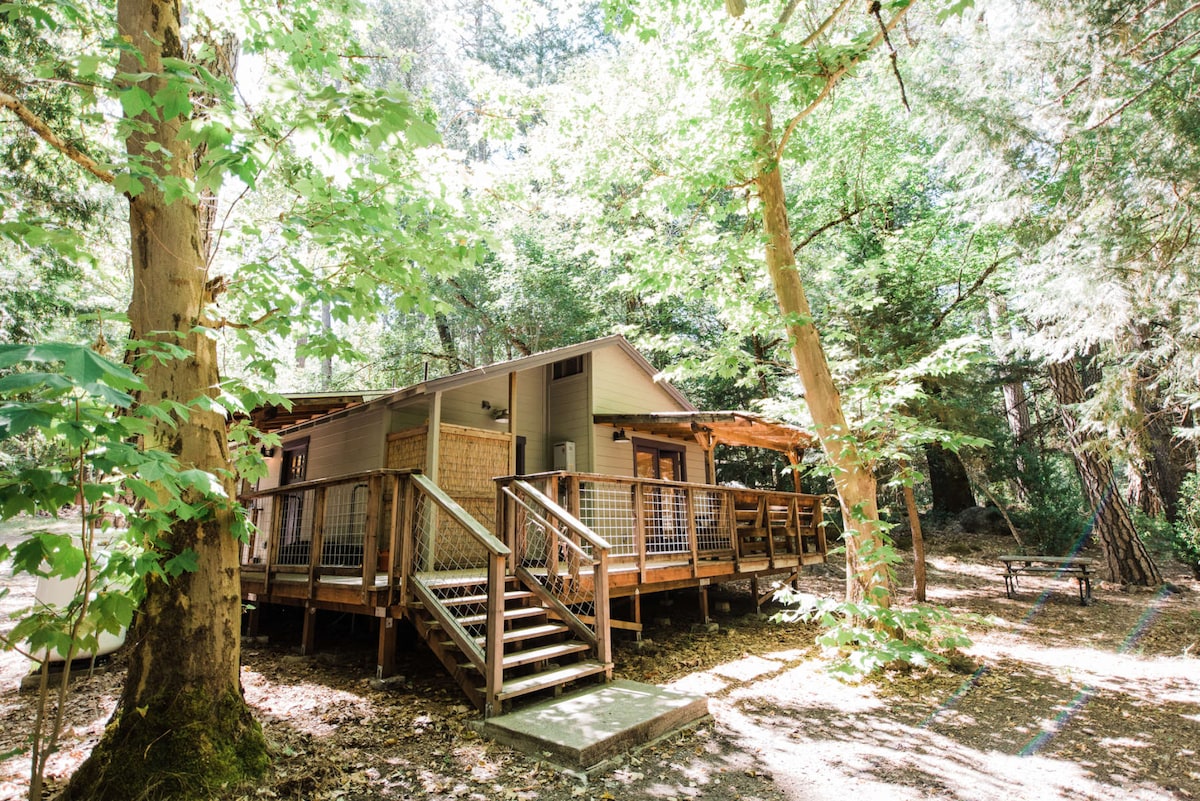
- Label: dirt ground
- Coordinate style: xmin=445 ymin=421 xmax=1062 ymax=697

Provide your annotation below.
xmin=1 ymin=518 xmax=1198 ymax=801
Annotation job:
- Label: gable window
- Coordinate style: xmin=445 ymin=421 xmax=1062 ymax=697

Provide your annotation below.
xmin=552 ymin=355 xmax=584 ymax=380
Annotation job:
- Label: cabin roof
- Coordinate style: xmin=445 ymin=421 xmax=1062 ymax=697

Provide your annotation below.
xmin=381 ymin=335 xmax=695 ymax=410
xmin=255 ymin=335 xmax=694 ymax=435
xmin=593 ymin=411 xmax=816 ymax=454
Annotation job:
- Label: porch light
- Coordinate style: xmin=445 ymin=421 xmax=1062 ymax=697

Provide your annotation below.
xmin=613 ymin=429 xmax=631 ymax=444
xmin=482 ymin=400 xmax=509 ymax=424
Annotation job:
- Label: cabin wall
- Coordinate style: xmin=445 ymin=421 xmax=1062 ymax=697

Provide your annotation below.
xmin=259 ymin=407 xmax=389 ymax=491
xmin=590 ymin=344 xmax=704 ymax=481
xmin=440 ymin=377 xmax=511 ymax=432
xmin=300 ymin=406 xmax=388 ymax=479
xmin=546 ymin=361 xmax=592 ymax=472
xmin=515 ymin=366 xmax=548 ymax=473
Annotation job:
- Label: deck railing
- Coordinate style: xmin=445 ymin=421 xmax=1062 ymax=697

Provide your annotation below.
xmin=506 ymin=471 xmax=827 ymax=573
xmin=241 ymin=468 xmax=410 ymax=602
xmin=499 ymin=480 xmax=613 ymax=680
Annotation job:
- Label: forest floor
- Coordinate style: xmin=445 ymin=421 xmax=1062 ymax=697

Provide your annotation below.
xmin=1 ymin=516 xmax=1199 ymax=801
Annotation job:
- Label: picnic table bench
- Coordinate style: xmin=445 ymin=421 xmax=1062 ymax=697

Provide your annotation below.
xmin=999 ymin=555 xmax=1095 ymax=606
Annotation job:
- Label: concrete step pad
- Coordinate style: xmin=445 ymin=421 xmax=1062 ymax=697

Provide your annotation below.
xmin=477 ymin=679 xmax=709 ymax=772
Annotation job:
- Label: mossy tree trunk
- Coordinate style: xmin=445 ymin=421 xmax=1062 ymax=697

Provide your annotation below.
xmin=63 ymin=0 xmax=267 ymax=797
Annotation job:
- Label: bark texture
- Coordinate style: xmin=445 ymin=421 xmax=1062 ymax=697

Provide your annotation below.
xmin=756 ymin=153 xmax=889 ymax=604
xmin=1047 ymin=359 xmax=1162 ymax=586
xmin=64 ymin=1 xmax=267 ymax=797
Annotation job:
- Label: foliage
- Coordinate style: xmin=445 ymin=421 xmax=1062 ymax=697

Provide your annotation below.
xmin=1167 ymin=471 xmax=1200 ymax=578
xmin=773 ymin=586 xmax=976 ymax=678
xmin=1005 ymin=450 xmax=1087 ymax=555
xmin=0 ymin=342 xmax=243 ymax=796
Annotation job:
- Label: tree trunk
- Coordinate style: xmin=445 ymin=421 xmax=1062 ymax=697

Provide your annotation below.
xmin=755 ymin=130 xmax=889 ymax=605
xmin=988 ymin=297 xmax=1032 ymax=496
xmin=64 ymin=1 xmax=267 ymax=797
xmin=925 ymin=443 xmax=975 ymax=515
xmin=1046 ymin=358 xmax=1162 ymax=586
xmin=904 ymin=480 xmax=926 ymax=602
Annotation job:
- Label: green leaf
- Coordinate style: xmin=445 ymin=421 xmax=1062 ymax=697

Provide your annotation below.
xmin=163 ymin=548 xmax=200 ymax=577
xmin=119 ymin=86 xmax=155 ymax=119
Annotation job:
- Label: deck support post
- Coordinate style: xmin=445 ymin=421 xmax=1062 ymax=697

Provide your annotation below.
xmin=301 ymin=603 xmax=318 ymax=655
xmin=751 ymin=575 xmax=760 ymax=612
xmin=631 ymin=591 xmax=642 ymax=641
xmin=243 ymin=604 xmax=260 ymax=637
xmin=376 ymin=616 xmax=397 ymax=679
xmin=698 ymin=585 xmax=710 ymax=624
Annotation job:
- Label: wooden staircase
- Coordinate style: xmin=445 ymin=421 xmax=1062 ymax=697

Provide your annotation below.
xmin=407 ymin=572 xmax=609 ymax=715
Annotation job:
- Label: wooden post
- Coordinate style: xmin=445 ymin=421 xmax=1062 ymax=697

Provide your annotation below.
xmin=787 ymin=449 xmax=803 ymax=493
xmin=307 ymin=488 xmax=326 ymax=600
xmin=633 ymin=482 xmax=647 ymax=582
xmin=485 ymin=550 xmax=506 ymax=716
xmin=698 ymin=585 xmax=710 ymax=624
xmin=361 ymin=475 xmax=381 ymax=603
xmin=387 ymin=473 xmax=403 ymax=607
xmin=399 ymin=476 xmax=416 ymax=604
xmin=377 ymin=616 xmax=397 ymax=679
xmin=631 ymin=590 xmax=642 ymax=641
xmin=300 ymin=603 xmax=318 ymax=655
xmin=243 ymin=604 xmax=260 ymax=637
xmin=507 ymin=372 xmax=517 ymax=475
xmin=264 ymin=493 xmax=283 ymax=597
xmin=594 ymin=549 xmax=612 ymax=679
xmin=685 ymin=487 xmax=699 ymax=577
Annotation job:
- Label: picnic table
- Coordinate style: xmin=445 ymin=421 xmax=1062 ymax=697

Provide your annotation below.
xmin=999 ymin=554 xmax=1095 ymax=606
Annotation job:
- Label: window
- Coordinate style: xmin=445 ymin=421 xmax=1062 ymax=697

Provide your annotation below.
xmin=633 ymin=440 xmax=686 ymax=482
xmin=552 ymin=355 xmax=584 ymax=380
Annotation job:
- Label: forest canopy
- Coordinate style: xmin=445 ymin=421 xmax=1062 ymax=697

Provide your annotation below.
xmin=1 ymin=0 xmax=1198 ymax=797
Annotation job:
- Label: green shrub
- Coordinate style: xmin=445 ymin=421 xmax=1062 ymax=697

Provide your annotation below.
xmin=1010 ymin=454 xmax=1087 ymax=555
xmin=1170 ymin=472 xmax=1200 ymax=579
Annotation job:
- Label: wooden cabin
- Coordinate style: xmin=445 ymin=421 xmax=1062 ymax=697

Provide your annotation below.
xmin=240 ymin=335 xmax=828 ymax=716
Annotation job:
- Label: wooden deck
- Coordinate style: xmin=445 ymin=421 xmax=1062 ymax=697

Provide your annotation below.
xmin=240 ymin=469 xmax=828 ymax=714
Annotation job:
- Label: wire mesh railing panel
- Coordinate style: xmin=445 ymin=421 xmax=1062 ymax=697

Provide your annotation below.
xmin=693 ymin=489 xmax=732 ymax=552
xmin=243 ymin=500 xmax=271 ymax=565
xmin=644 ymin=486 xmax=689 ymax=555
xmin=320 ymin=481 xmax=368 ymax=567
xmin=275 ymin=489 xmax=314 ymax=566
xmin=411 ymin=490 xmax=490 ymax=574
xmin=511 ymin=495 xmax=597 ymax=641
xmin=579 ymin=481 xmax=636 ymax=558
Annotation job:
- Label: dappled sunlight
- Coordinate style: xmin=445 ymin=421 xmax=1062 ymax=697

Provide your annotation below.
xmin=717 ymin=682 xmax=1176 ymax=801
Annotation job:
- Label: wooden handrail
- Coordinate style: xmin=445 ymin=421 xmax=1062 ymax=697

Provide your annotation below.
xmin=412 ymin=473 xmax=511 ymax=557
xmin=241 ymin=467 xmax=417 ymax=499
xmin=510 ymin=480 xmax=613 ymax=552
xmin=501 ymin=486 xmax=595 ymax=563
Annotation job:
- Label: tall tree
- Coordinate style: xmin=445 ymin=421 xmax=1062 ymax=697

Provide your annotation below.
xmin=3 ymin=0 xmax=474 ymax=795
xmin=1047 ymin=357 xmax=1162 ymax=585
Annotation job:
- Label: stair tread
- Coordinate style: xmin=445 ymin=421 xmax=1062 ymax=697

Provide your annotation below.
xmin=495 ymin=660 xmax=608 ymax=701
xmin=440 ymin=590 xmax=535 ymax=607
xmin=499 ymin=640 xmax=590 ymax=669
xmin=466 ymin=623 xmax=570 ymax=647
xmin=455 ymin=606 xmax=547 ymax=627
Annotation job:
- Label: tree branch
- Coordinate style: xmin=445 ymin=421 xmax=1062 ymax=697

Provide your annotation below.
xmin=0 ymin=89 xmax=115 ymax=184
xmin=792 ymin=204 xmax=867 ymax=254
xmin=930 ymin=249 xmax=1015 ymax=330
xmin=776 ymin=3 xmax=913 ymax=159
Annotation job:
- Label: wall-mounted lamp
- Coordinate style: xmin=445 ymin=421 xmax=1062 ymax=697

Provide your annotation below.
xmin=482 ymin=400 xmax=510 ymax=424
xmin=260 ymin=444 xmax=277 ymax=458
xmin=612 ymin=428 xmax=631 ymax=444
